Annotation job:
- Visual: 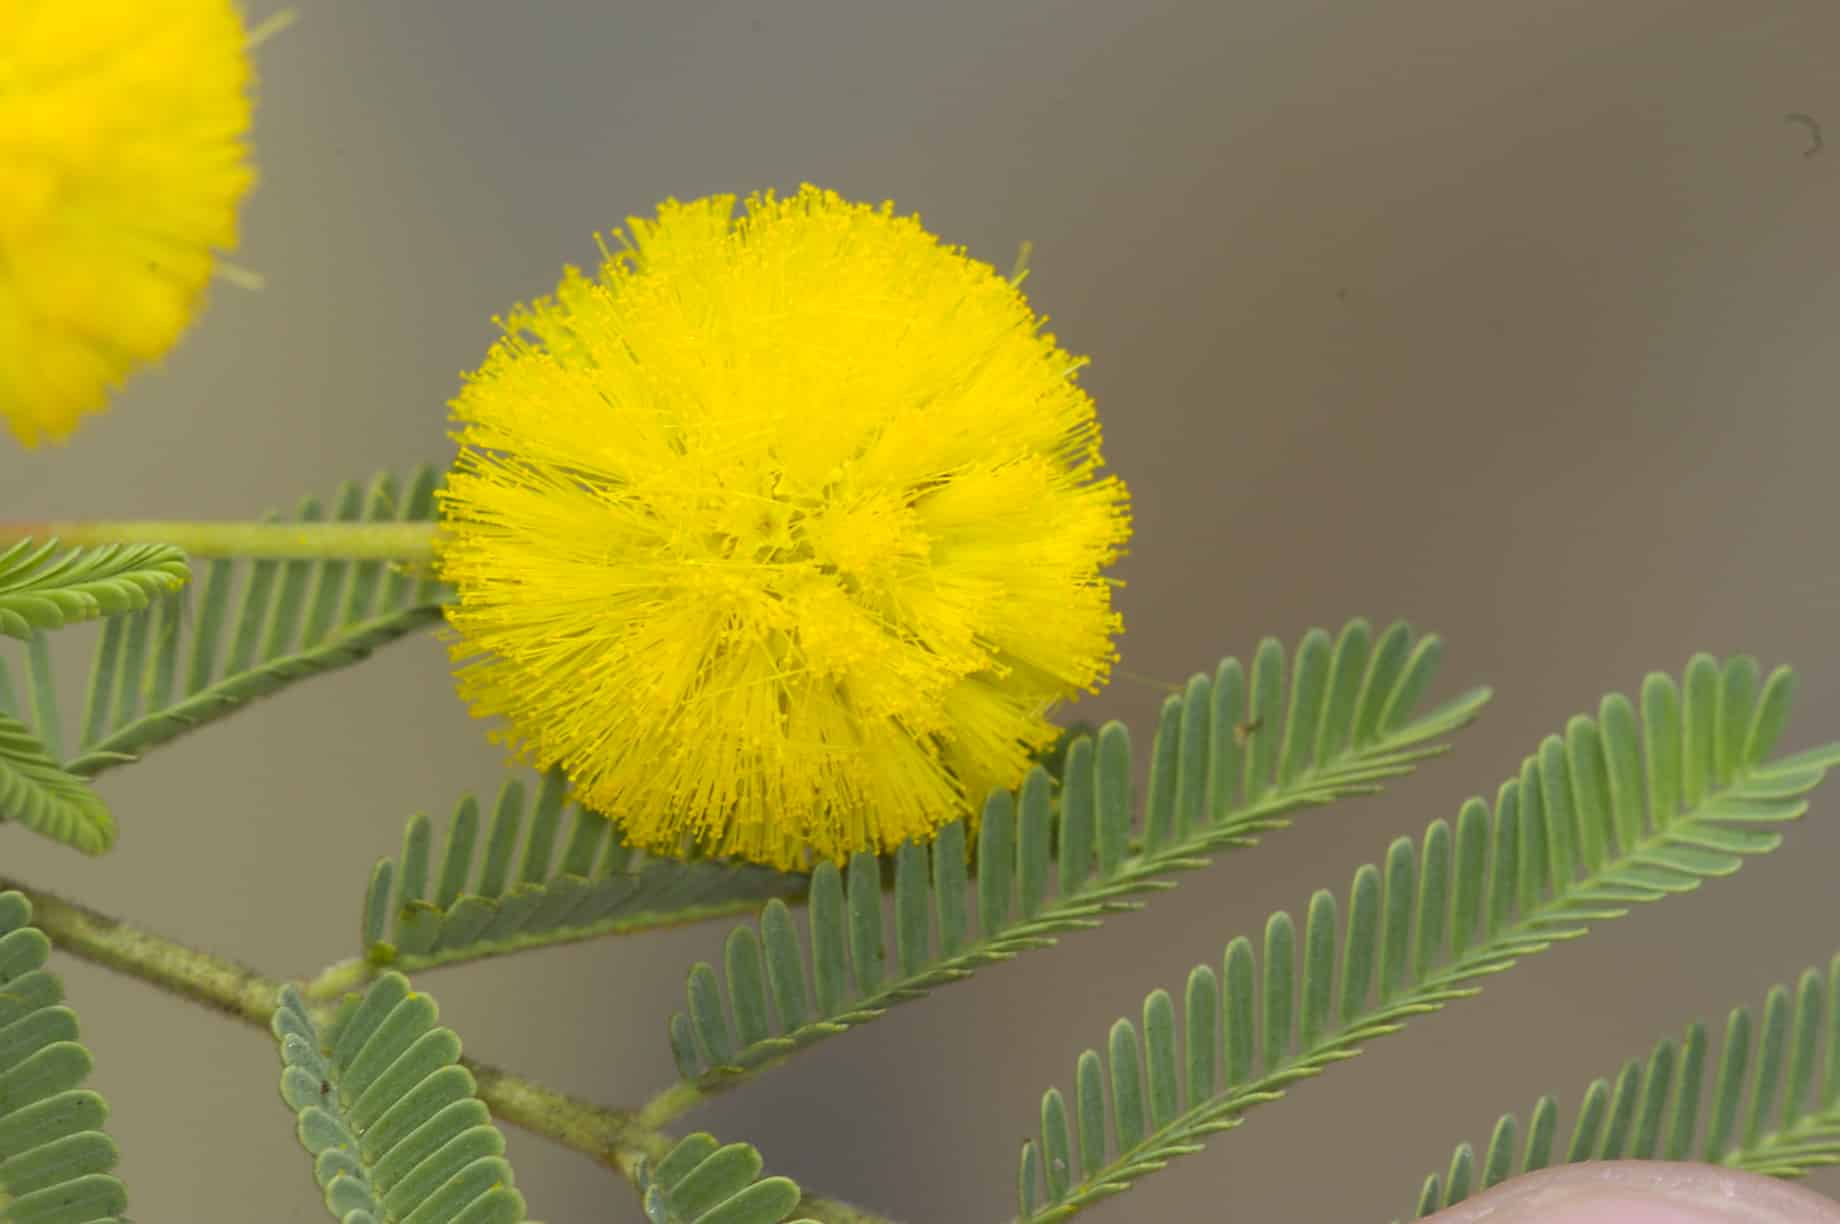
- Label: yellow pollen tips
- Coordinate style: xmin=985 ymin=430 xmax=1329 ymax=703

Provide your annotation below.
xmin=438 ymin=185 xmax=1131 ymax=870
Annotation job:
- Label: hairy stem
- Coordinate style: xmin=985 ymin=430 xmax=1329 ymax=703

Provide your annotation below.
xmin=0 ymin=520 xmax=436 ymax=561
xmin=638 ymin=1080 xmax=707 ymax=1131
xmin=1 ymin=876 xmax=901 ymax=1224
xmin=302 ymin=956 xmax=375 ymax=1003
xmin=0 ymin=879 xmax=646 ymax=1160
xmin=464 ymin=1058 xmax=669 ymax=1174
xmin=2 ymin=874 xmax=283 ymax=1025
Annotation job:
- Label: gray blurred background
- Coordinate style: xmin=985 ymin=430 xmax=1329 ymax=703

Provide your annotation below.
xmin=2 ymin=1 xmax=1838 ymax=1219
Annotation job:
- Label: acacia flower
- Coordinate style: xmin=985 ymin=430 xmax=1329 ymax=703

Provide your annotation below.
xmin=0 ymin=0 xmax=256 ymax=447
xmin=438 ymin=186 xmax=1131 ymax=869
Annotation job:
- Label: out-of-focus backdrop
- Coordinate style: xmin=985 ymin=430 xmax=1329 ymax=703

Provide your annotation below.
xmin=3 ymin=2 xmax=1838 ymax=1220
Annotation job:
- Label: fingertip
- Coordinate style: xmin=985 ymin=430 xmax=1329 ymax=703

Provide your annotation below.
xmin=1418 ymin=1162 xmax=1840 ymax=1223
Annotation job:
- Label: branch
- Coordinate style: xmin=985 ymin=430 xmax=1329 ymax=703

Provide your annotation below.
xmin=0 ymin=876 xmax=901 ymax=1224
xmin=464 ymin=1057 xmax=666 ymax=1176
xmin=0 ymin=873 xmax=282 ymax=1025
xmin=0 ymin=521 xmax=436 ymax=561
xmin=429 ymin=1069 xmax=892 ymax=1224
xmin=0 ymin=876 xmax=644 ymax=1151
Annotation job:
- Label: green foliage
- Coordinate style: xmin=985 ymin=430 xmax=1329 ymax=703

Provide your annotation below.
xmin=634 ymin=1133 xmax=817 ymax=1224
xmin=1028 ymin=720 xmax=1098 ymax=786
xmin=1011 ymin=654 xmax=1840 ymax=1222
xmin=4 ymin=547 xmax=1834 ymax=1224
xmin=0 ymin=539 xmax=189 ymax=640
xmin=0 ymin=543 xmax=188 ymax=852
xmin=0 ymin=468 xmax=445 ymax=783
xmin=271 ymin=973 xmax=525 ymax=1224
xmin=0 ymin=711 xmax=114 ymax=853
xmin=1408 ymin=953 xmax=1840 ymax=1217
xmin=0 ymin=890 xmax=128 ymax=1223
xmin=669 ymin=620 xmax=1490 ymax=1097
xmin=360 ymin=770 xmax=809 ymax=974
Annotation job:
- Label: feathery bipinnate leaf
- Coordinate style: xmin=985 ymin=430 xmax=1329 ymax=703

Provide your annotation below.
xmin=271 ymin=973 xmax=525 ymax=1224
xmin=0 ymin=539 xmax=189 ymax=640
xmin=1012 ymin=654 xmax=1840 ymax=1223
xmin=359 ymin=770 xmax=808 ymax=975
xmin=0 ymin=711 xmax=114 ymax=854
xmin=668 ymin=620 xmax=1489 ymax=1102
xmin=0 ymin=468 xmax=445 ymax=781
xmin=1407 ymin=953 xmax=1840 ymax=1218
xmin=0 ymin=543 xmax=188 ymax=852
xmin=634 ymin=1133 xmax=818 ymax=1224
xmin=0 ymin=890 xmax=128 ymax=1222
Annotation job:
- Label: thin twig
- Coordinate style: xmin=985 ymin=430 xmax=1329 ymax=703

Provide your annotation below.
xmin=0 ymin=520 xmax=436 ymax=561
xmin=2 ymin=874 xmax=283 ymax=1025
xmin=464 ymin=1058 xmax=668 ymax=1173
xmin=0 ymin=878 xmax=648 ymax=1161
xmin=0 ymin=876 xmax=901 ymax=1224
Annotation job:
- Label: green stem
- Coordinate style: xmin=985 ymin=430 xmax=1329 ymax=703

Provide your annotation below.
xmin=0 ymin=520 xmax=437 ymax=561
xmin=0 ymin=878 xmax=644 ymax=1161
xmin=472 ymin=1069 xmax=893 ymax=1223
xmin=464 ymin=1058 xmax=669 ymax=1175
xmin=0 ymin=876 xmax=901 ymax=1224
xmin=302 ymin=956 xmax=375 ymax=1003
xmin=638 ymin=1080 xmax=707 ymax=1131
xmin=2 ymin=874 xmax=283 ymax=1026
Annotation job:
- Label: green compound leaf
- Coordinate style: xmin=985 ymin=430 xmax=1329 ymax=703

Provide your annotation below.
xmin=0 ymin=540 xmax=189 ymax=641
xmin=634 ymin=1133 xmax=817 ymax=1224
xmin=0 ymin=712 xmax=113 ymax=854
xmin=0 ymin=468 xmax=445 ymax=782
xmin=271 ymin=973 xmax=525 ymax=1224
xmin=1407 ymin=952 xmax=1840 ymax=1217
xmin=0 ymin=890 xmax=129 ymax=1222
xmin=358 ymin=770 xmax=809 ymax=975
xmin=668 ymin=620 xmax=1489 ymax=1100
xmin=1010 ymin=654 xmax=1840 ymax=1222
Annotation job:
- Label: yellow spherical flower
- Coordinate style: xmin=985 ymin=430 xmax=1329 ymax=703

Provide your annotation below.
xmin=0 ymin=0 xmax=256 ymax=447
xmin=439 ymin=185 xmax=1131 ymax=869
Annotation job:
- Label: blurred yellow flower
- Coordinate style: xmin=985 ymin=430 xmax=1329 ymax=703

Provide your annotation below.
xmin=439 ymin=186 xmax=1131 ymax=869
xmin=0 ymin=0 xmax=256 ymax=447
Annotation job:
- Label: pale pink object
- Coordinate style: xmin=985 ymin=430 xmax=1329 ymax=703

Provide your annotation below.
xmin=1421 ymin=1163 xmax=1840 ymax=1223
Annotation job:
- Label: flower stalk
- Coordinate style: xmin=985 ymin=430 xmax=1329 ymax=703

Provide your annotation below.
xmin=0 ymin=520 xmax=437 ymax=561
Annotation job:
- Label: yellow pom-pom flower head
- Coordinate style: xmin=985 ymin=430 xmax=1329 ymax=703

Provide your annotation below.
xmin=0 ymin=0 xmax=256 ymax=446
xmin=439 ymin=186 xmax=1131 ymax=869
